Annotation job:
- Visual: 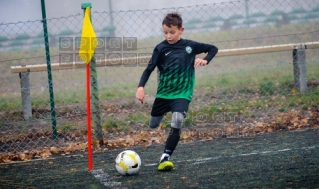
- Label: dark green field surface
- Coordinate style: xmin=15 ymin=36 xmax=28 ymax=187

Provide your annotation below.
xmin=1 ymin=129 xmax=319 ymax=189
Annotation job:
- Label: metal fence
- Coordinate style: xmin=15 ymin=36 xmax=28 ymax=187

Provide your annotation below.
xmin=0 ymin=0 xmax=319 ymax=157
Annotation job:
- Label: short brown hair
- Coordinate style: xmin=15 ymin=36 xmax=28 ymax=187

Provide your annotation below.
xmin=162 ymin=12 xmax=183 ymax=28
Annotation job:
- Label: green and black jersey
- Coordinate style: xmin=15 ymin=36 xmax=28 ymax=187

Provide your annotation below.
xmin=138 ymin=38 xmax=218 ymax=101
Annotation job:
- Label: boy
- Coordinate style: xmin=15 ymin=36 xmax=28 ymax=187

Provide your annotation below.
xmin=136 ymin=12 xmax=218 ymax=171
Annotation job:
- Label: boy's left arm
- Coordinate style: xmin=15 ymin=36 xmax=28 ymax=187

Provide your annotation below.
xmin=193 ymin=42 xmax=218 ymax=67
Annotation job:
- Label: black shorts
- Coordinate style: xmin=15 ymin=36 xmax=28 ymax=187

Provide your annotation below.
xmin=150 ymin=98 xmax=190 ymax=117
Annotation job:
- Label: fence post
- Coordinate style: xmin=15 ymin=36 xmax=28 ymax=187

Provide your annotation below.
xmin=19 ymin=71 xmax=32 ymax=120
xmin=41 ymin=0 xmax=58 ymax=138
xmin=292 ymin=43 xmax=307 ymax=93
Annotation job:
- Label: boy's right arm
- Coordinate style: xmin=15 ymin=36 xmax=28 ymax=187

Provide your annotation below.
xmin=136 ymin=86 xmax=145 ymax=104
xmin=136 ymin=47 xmax=161 ymax=104
xmin=136 ymin=68 xmax=152 ymax=104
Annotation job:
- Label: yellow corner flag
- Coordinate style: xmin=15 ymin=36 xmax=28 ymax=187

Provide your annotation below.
xmin=79 ymin=7 xmax=97 ymax=64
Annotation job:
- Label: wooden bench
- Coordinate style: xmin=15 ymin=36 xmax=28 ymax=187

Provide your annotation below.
xmin=11 ymin=41 xmax=319 ymax=120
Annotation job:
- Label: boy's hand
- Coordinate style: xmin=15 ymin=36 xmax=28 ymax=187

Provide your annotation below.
xmin=136 ymin=87 xmax=145 ymax=104
xmin=194 ymin=58 xmax=208 ymax=68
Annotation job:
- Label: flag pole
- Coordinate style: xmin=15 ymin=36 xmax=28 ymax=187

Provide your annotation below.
xmin=81 ymin=2 xmax=94 ymax=171
xmin=86 ymin=63 xmax=93 ymax=171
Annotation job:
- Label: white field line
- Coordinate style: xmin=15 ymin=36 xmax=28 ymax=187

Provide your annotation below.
xmin=144 ymin=145 xmax=319 ymax=167
xmin=91 ymin=169 xmax=126 ymax=189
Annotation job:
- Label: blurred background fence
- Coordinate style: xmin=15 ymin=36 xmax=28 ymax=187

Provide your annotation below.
xmin=0 ymin=0 xmax=319 ymax=153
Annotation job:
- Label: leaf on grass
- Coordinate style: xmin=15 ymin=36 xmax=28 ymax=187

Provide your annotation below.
xmin=40 ymin=150 xmax=52 ymax=159
xmin=50 ymin=147 xmax=59 ymax=154
xmin=151 ymin=137 xmax=161 ymax=144
xmin=65 ymin=143 xmax=78 ymax=153
xmin=205 ymin=136 xmax=213 ymax=141
xmin=145 ymin=139 xmax=152 ymax=147
xmin=291 ymin=88 xmax=298 ymax=94
xmin=45 ymin=130 xmax=51 ymax=136
xmin=92 ymin=139 xmax=101 ymax=150
xmin=125 ymin=136 xmax=134 ymax=145
xmin=301 ymin=118 xmax=308 ymax=124
xmin=267 ymin=128 xmax=273 ymax=133
xmin=0 ymin=154 xmax=10 ymax=163
xmin=79 ymin=142 xmax=87 ymax=150
xmin=18 ymin=153 xmax=25 ymax=160
xmin=181 ymin=133 xmax=189 ymax=140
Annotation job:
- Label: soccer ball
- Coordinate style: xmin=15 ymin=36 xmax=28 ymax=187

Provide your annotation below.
xmin=115 ymin=150 xmax=141 ymax=175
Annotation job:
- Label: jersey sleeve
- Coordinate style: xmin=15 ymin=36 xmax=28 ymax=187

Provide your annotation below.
xmin=192 ymin=41 xmax=218 ymax=64
xmin=138 ymin=46 xmax=161 ymax=87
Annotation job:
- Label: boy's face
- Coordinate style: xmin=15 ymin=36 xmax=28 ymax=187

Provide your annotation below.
xmin=162 ymin=24 xmax=184 ymax=44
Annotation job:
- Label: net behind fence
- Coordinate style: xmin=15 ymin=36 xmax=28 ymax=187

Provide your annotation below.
xmin=0 ymin=0 xmax=319 ymax=162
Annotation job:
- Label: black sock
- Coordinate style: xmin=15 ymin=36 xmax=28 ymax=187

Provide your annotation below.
xmin=164 ymin=128 xmax=181 ymax=156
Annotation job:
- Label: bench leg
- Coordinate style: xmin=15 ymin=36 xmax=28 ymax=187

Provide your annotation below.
xmin=293 ymin=44 xmax=307 ymax=93
xmin=19 ymin=72 xmax=32 ymax=120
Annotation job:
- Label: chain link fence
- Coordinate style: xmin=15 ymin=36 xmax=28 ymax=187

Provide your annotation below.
xmin=0 ymin=0 xmax=319 ymax=155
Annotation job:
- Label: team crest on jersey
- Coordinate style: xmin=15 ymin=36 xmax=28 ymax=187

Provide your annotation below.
xmin=185 ymin=46 xmax=192 ymax=54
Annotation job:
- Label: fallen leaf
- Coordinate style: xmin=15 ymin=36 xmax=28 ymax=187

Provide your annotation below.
xmin=18 ymin=153 xmax=25 ymax=160
xmin=267 ymin=128 xmax=273 ymax=133
xmin=40 ymin=150 xmax=52 ymax=159
xmin=291 ymin=88 xmax=298 ymax=94
xmin=103 ymin=138 xmax=108 ymax=145
xmin=301 ymin=118 xmax=308 ymax=124
xmin=65 ymin=143 xmax=77 ymax=153
xmin=50 ymin=147 xmax=59 ymax=154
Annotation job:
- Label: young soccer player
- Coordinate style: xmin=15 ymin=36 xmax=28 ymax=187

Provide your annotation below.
xmin=135 ymin=12 xmax=218 ymax=171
